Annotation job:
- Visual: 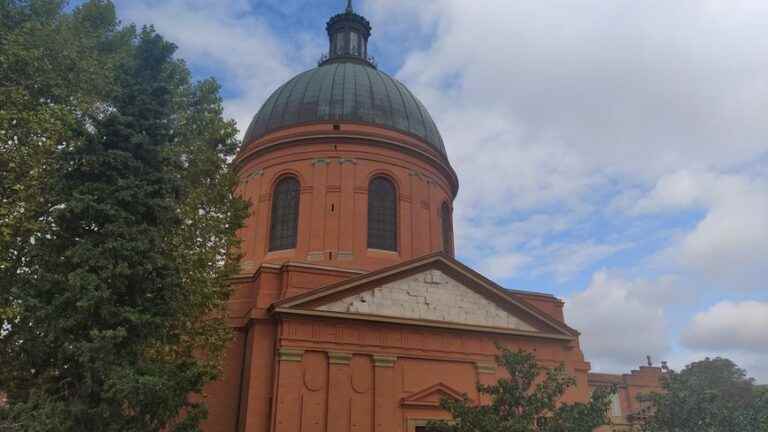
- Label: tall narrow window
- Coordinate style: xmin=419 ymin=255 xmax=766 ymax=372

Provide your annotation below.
xmin=441 ymin=202 xmax=454 ymax=255
xmin=335 ymin=32 xmax=344 ymax=54
xmin=367 ymin=177 xmax=397 ymax=251
xmin=350 ymin=31 xmax=359 ymax=55
xmin=269 ymin=176 xmax=300 ymax=251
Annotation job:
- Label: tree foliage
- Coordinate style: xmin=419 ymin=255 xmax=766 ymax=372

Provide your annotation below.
xmin=0 ymin=1 xmax=248 ymax=431
xmin=638 ymin=357 xmax=768 ymax=432
xmin=427 ymin=346 xmax=613 ymax=432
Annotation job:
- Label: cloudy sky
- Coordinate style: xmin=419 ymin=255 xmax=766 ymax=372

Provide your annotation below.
xmin=110 ymin=0 xmax=768 ymax=381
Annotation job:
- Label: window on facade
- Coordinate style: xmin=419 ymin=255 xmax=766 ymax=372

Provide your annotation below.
xmin=441 ymin=201 xmax=453 ymax=255
xmin=367 ymin=176 xmax=397 ymax=251
xmin=269 ymin=176 xmax=300 ymax=251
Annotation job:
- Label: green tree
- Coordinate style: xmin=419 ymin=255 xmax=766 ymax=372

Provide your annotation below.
xmin=756 ymin=386 xmax=768 ymax=432
xmin=427 ymin=346 xmax=613 ymax=432
xmin=0 ymin=1 xmax=248 ymax=431
xmin=638 ymin=357 xmax=767 ymax=432
xmin=0 ymin=0 xmax=129 ymax=302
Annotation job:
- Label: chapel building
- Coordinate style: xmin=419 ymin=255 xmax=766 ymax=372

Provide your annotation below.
xmin=201 ymin=3 xmax=660 ymax=431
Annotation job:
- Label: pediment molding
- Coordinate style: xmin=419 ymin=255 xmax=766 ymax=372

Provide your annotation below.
xmin=270 ymin=253 xmax=577 ymax=340
xmin=400 ymin=383 xmax=465 ymax=408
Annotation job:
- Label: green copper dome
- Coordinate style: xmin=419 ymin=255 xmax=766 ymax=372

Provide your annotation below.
xmin=242 ymin=3 xmax=445 ymax=156
xmin=242 ymin=62 xmax=445 ymax=155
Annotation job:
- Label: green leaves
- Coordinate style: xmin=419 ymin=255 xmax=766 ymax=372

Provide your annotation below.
xmin=0 ymin=2 xmax=247 ymax=431
xmin=638 ymin=358 xmax=767 ymax=432
xmin=427 ymin=345 xmax=612 ymax=432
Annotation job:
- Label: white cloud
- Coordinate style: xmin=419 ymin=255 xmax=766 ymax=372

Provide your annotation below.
xmin=115 ymin=0 xmax=317 ymax=137
xmin=113 ymin=0 xmax=768 ymax=380
xmin=638 ymin=171 xmax=768 ymax=290
xmin=536 ymin=241 xmax=630 ymax=282
xmin=367 ymin=0 xmax=768 ymax=290
xmin=477 ymin=253 xmax=531 ymax=280
xmin=682 ymin=301 xmax=768 ymax=353
xmin=565 ymin=271 xmax=677 ymax=373
xmin=374 ymin=0 xmax=768 ymax=178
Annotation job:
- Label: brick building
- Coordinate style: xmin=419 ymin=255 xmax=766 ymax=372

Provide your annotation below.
xmin=201 ymin=3 xmax=662 ymax=431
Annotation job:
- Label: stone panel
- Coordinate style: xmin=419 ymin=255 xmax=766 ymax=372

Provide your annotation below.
xmin=318 ymin=269 xmax=536 ymax=331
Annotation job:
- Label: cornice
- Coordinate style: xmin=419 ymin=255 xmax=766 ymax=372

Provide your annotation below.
xmin=235 ymin=127 xmax=459 ymax=197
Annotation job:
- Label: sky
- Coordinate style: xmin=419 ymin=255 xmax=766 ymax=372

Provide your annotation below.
xmin=109 ymin=0 xmax=768 ymax=382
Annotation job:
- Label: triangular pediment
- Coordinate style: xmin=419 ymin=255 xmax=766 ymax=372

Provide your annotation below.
xmin=271 ymin=253 xmax=577 ymax=339
xmin=401 ymin=383 xmax=464 ymax=407
xmin=317 ymin=269 xmax=537 ymax=332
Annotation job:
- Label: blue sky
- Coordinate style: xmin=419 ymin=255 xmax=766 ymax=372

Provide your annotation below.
xmin=108 ymin=0 xmax=768 ymax=381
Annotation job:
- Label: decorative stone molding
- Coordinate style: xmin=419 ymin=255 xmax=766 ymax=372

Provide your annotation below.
xmin=328 ymin=351 xmax=353 ymax=365
xmin=312 ymin=158 xmax=331 ymax=166
xmin=239 ymin=260 xmax=257 ymax=274
xmin=278 ymin=348 xmax=304 ymax=362
xmin=307 ymin=251 xmax=325 ymax=261
xmin=318 ymin=269 xmax=537 ymax=332
xmin=409 ymin=170 xmax=433 ymax=182
xmin=337 ymin=251 xmax=354 ymax=261
xmin=372 ymin=355 xmax=397 ymax=368
xmin=475 ymin=362 xmax=497 ymax=374
xmin=338 ymin=158 xmax=357 ymax=165
xmin=245 ymin=169 xmax=264 ymax=179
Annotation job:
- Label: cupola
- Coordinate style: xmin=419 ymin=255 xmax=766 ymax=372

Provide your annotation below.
xmin=320 ymin=0 xmax=374 ymax=68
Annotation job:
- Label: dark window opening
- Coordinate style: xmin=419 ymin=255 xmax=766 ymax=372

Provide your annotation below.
xmin=367 ymin=177 xmax=397 ymax=251
xmin=441 ymin=202 xmax=454 ymax=255
xmin=269 ymin=176 xmax=300 ymax=251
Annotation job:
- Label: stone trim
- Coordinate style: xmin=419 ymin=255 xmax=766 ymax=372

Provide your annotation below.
xmin=337 ymin=251 xmax=354 ymax=261
xmin=278 ymin=348 xmax=305 ymax=362
xmin=372 ymin=355 xmax=397 ymax=368
xmin=272 ymin=307 xmax=574 ymax=340
xmin=306 ymin=251 xmax=325 ymax=261
xmin=475 ymin=362 xmax=497 ymax=374
xmin=328 ymin=351 xmax=353 ymax=365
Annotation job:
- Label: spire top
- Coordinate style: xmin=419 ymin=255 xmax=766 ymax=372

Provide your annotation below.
xmin=346 ymin=0 xmax=353 ymax=13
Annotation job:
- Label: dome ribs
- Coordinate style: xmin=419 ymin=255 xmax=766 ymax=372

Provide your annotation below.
xmin=282 ymin=70 xmax=314 ymax=126
xmin=394 ymin=79 xmax=427 ymax=138
xmin=242 ymin=63 xmax=446 ymax=156
xmin=329 ymin=62 xmax=346 ymax=121
xmin=365 ymin=66 xmax=393 ymax=126
xmin=341 ymin=62 xmax=356 ymax=119
xmin=316 ymin=63 xmax=339 ymax=121
xmin=266 ymin=73 xmax=302 ymax=133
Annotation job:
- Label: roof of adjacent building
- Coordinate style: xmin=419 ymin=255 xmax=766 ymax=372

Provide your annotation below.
xmin=242 ymin=62 xmax=446 ymax=156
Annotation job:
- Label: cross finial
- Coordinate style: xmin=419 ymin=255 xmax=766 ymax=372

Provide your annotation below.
xmin=346 ymin=0 xmax=353 ymax=13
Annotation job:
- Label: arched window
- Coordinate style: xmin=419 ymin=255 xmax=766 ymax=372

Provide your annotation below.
xmin=441 ymin=202 xmax=454 ymax=255
xmin=367 ymin=176 xmax=397 ymax=251
xmin=269 ymin=176 xmax=300 ymax=251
